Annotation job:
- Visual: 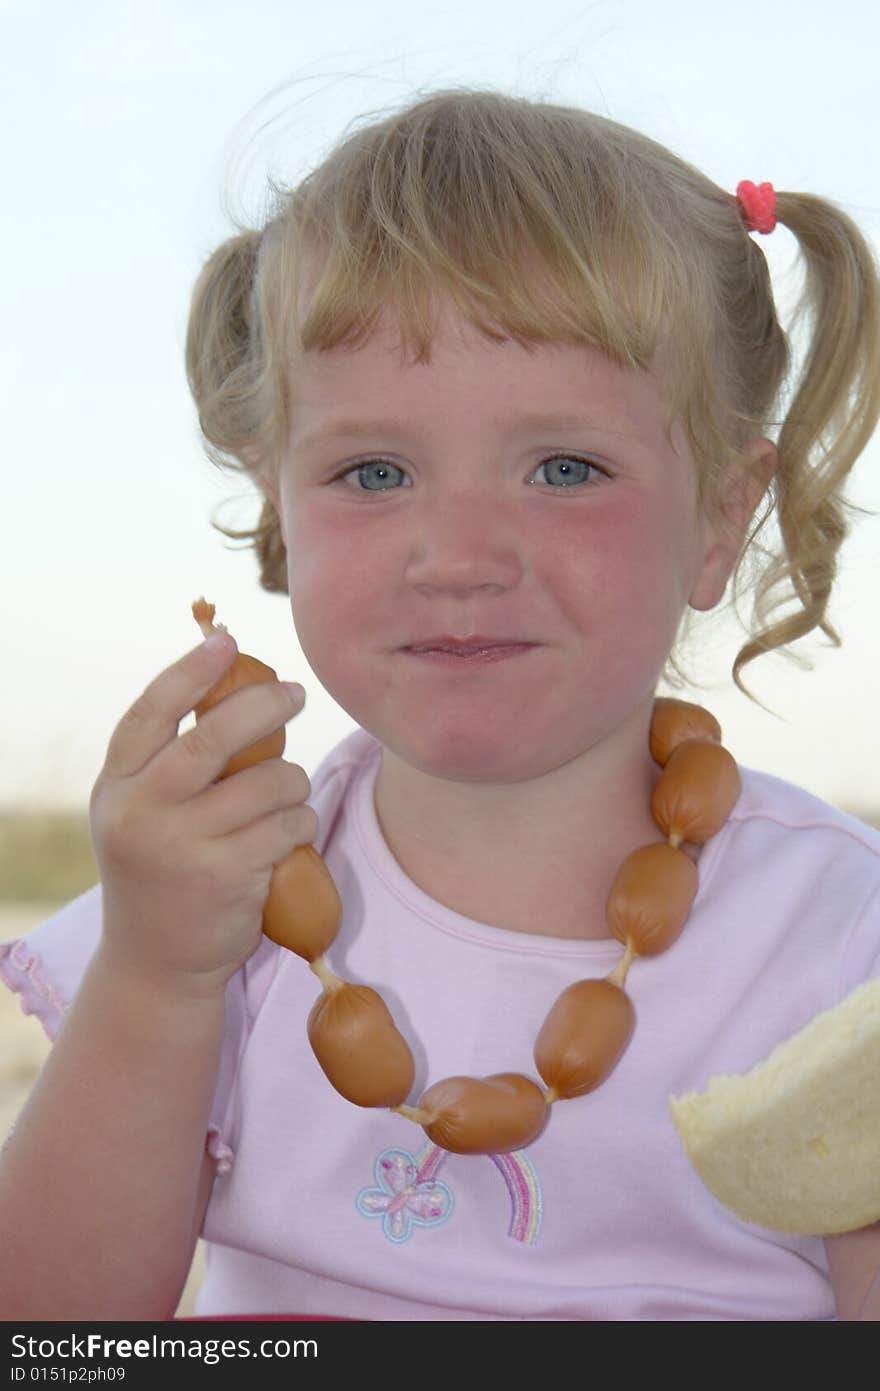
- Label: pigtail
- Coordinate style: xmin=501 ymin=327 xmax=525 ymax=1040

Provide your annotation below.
xmin=732 ymin=193 xmax=880 ymax=695
xmin=185 ymin=229 xmax=288 ymax=593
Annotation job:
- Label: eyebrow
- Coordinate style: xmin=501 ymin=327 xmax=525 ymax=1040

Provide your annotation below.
xmin=294 ymin=411 xmax=635 ymax=451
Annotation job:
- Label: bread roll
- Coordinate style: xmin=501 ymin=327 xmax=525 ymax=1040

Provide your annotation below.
xmin=669 ymin=977 xmax=880 ymax=1234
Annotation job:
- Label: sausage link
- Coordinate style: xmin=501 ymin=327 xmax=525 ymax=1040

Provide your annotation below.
xmin=308 ymin=982 xmax=415 ymax=1108
xmin=262 ymin=844 xmax=342 ymax=960
xmin=192 ymin=599 xmax=339 ymax=957
xmin=651 ymin=740 xmax=741 ymax=842
xmin=649 ymin=697 xmax=722 ymax=766
xmin=534 ymin=979 xmax=635 ymax=1098
xmin=418 ymin=1073 xmax=548 ymax=1155
xmin=606 ymin=843 xmax=699 ymax=956
xmin=193 ymin=653 xmax=285 ymax=779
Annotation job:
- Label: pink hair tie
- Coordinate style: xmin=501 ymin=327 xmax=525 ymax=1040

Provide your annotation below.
xmin=735 ymin=180 xmax=777 ymax=234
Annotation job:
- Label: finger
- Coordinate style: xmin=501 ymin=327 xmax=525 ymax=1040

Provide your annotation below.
xmin=147 ymin=677 xmax=305 ymax=805
xmin=214 ymin=799 xmax=321 ymax=878
xmin=196 ymin=757 xmax=311 ymax=840
xmin=102 ymin=632 xmax=239 ymax=781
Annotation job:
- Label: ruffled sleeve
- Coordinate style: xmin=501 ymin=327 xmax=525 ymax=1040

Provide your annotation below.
xmin=0 ymin=886 xmax=103 ymax=1041
xmin=0 ymin=883 xmax=270 ymax=1176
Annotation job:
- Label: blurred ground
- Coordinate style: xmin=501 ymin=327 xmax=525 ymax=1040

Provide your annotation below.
xmin=0 ymin=901 xmax=206 ymax=1318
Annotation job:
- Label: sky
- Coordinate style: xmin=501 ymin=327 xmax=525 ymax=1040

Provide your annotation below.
xmin=2 ymin=0 xmax=878 ymax=816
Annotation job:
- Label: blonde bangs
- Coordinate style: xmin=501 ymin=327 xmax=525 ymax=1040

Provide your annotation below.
xmin=255 ymin=89 xmax=729 ymax=492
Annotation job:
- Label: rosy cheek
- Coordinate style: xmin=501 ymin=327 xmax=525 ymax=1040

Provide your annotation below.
xmin=287 ymin=505 xmax=354 ymax=583
xmin=287 ymin=486 xmax=684 ymax=627
xmin=533 ymin=495 xmax=653 ymax=581
xmin=286 ymin=506 xmax=383 ymax=652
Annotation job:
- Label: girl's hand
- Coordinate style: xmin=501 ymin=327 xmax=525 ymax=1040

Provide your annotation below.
xmin=88 ymin=633 xmax=316 ymax=997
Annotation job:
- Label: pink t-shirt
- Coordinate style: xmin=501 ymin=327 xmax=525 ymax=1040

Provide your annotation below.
xmin=2 ymin=725 xmax=879 ymax=1320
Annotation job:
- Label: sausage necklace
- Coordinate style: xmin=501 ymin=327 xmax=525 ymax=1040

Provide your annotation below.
xmin=192 ymin=597 xmax=741 ymax=1156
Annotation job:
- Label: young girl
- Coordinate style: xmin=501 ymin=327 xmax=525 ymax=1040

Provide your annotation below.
xmin=2 ymin=87 xmax=879 ymax=1322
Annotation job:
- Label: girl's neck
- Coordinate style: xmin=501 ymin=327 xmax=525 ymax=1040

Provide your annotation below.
xmin=371 ymin=701 xmax=701 ymax=942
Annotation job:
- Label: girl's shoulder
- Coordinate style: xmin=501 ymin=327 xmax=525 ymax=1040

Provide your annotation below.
xmin=716 ymin=764 xmax=880 ymax=992
xmin=732 ymin=763 xmax=880 ymax=859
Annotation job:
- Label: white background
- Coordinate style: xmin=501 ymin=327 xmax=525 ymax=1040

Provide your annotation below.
xmin=3 ymin=0 xmax=878 ymax=814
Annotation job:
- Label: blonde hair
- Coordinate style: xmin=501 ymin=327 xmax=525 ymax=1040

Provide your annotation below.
xmin=185 ymin=86 xmax=880 ymax=702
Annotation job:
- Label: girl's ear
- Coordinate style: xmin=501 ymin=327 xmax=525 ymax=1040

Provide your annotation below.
xmin=688 ymin=438 xmax=777 ymax=612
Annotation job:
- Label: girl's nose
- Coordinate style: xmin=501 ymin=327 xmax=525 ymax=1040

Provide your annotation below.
xmin=403 ymin=488 xmax=522 ymax=595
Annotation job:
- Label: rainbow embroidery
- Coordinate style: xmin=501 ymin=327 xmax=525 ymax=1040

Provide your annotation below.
xmin=356 ymin=1140 xmax=543 ymax=1245
xmin=489 ymin=1149 xmax=543 ymax=1244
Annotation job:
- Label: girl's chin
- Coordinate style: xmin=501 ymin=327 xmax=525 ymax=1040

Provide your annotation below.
xmin=377 ymin=728 xmax=559 ymax=785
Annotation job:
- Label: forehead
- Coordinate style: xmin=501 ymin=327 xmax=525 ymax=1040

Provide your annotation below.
xmin=287 ymin=300 xmax=673 ymax=442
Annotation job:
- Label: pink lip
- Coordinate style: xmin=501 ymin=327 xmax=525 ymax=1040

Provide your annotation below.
xmin=405 ymin=636 xmax=535 ymax=652
xmin=402 ymin=644 xmax=536 ymax=666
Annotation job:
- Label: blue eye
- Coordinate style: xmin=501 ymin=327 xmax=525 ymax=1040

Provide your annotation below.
xmin=531 ymin=456 xmax=601 ymax=488
xmin=336 ymin=455 xmax=605 ymax=492
xmin=342 ymin=461 xmax=409 ymax=491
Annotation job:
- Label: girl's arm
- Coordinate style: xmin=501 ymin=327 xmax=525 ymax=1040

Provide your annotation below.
xmin=0 ymin=627 xmax=313 ymax=1319
xmin=0 ymin=943 xmax=224 ymax=1320
xmin=824 ymin=1222 xmax=880 ymax=1320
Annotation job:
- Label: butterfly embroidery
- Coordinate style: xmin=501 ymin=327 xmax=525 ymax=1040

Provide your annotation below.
xmin=355 ymin=1147 xmax=454 ymax=1243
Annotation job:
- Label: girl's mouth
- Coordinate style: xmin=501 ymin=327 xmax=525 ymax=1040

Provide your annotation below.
xmin=403 ymin=644 xmax=536 ymax=665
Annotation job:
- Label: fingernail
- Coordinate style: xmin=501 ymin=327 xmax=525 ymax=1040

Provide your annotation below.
xmin=283 ymin=681 xmax=305 ymax=701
